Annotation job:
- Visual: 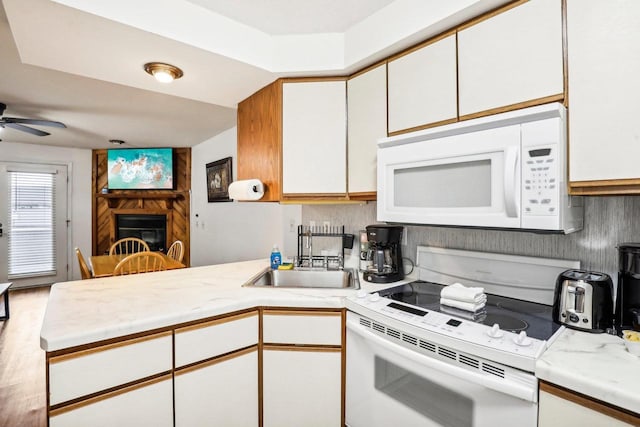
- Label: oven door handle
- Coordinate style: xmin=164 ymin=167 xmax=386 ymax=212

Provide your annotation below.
xmin=347 ymin=319 xmax=537 ymax=402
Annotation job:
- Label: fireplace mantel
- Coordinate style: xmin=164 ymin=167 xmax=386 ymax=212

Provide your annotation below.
xmin=97 ymin=191 xmax=186 ymax=209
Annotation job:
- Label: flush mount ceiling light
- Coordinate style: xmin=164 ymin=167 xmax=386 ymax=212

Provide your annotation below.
xmin=144 ymin=62 xmax=184 ymax=83
xmin=109 ymin=139 xmax=125 ymax=145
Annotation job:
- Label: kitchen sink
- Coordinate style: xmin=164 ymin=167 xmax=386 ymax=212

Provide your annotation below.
xmin=243 ymin=267 xmax=360 ymax=290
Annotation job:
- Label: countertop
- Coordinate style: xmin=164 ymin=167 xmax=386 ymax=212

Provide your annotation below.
xmin=536 ymin=328 xmax=640 ymax=414
xmin=42 ymin=261 xmax=640 ymax=414
xmin=40 ymin=259 xmax=393 ymax=352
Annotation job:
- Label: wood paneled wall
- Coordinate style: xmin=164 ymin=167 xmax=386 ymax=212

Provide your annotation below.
xmin=91 ymin=148 xmax=191 ymax=266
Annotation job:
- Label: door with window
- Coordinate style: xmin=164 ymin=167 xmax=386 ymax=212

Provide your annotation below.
xmin=0 ymin=163 xmax=68 ymax=288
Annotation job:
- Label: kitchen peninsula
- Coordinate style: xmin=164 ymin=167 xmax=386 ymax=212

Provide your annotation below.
xmin=41 ymin=260 xmax=640 ymax=426
xmin=41 ymin=260 xmax=389 ymax=427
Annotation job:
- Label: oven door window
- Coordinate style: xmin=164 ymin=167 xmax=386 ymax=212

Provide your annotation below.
xmin=375 ymin=356 xmax=473 ymax=427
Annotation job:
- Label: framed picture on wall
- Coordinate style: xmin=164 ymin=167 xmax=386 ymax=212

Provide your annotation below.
xmin=206 ymin=157 xmax=232 ymax=202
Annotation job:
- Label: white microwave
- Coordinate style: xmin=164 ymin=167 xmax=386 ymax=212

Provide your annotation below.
xmin=377 ymin=103 xmax=583 ymax=233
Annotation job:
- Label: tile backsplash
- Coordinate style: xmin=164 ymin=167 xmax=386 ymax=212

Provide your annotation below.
xmin=302 ymin=196 xmax=640 ymax=282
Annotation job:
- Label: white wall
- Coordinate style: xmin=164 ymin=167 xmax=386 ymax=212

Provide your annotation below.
xmin=0 ymin=141 xmax=92 ymax=281
xmin=190 ymin=127 xmax=301 ymax=267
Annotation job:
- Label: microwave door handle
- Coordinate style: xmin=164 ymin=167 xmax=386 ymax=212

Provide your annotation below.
xmin=504 ymin=147 xmax=519 ymax=218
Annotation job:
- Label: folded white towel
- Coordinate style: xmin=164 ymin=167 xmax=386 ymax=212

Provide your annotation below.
xmin=440 ymin=282 xmax=486 ymax=303
xmin=440 ymin=297 xmax=486 ymax=313
xmin=440 ymin=304 xmax=487 ymax=322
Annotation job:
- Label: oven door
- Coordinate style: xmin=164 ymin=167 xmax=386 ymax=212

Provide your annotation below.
xmin=346 ymin=316 xmax=537 ymax=427
xmin=377 ymin=124 xmax=521 ymax=228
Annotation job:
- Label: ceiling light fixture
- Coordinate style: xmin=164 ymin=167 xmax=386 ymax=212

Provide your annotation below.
xmin=109 ymin=139 xmax=125 ymax=145
xmin=144 ymin=62 xmax=184 ymax=83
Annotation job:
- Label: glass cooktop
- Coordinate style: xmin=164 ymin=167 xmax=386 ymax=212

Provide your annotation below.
xmin=377 ymin=280 xmax=560 ymax=341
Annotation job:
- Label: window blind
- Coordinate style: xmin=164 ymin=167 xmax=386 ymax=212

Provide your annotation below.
xmin=8 ymin=171 xmax=57 ymax=278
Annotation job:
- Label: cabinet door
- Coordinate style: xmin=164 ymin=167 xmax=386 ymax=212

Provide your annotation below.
xmin=458 ymin=0 xmax=563 ymax=117
xmin=175 ymin=348 xmax=259 ymax=427
xmin=347 ymin=64 xmax=387 ymax=197
xmin=567 ymin=0 xmax=640 ymax=184
xmin=282 ymin=80 xmax=347 ymax=195
xmin=263 ymin=348 xmax=342 ymax=427
xmin=388 ymin=33 xmax=457 ymax=134
xmin=50 ymin=376 xmax=173 ymax=427
xmin=539 ymin=389 xmax=635 ymax=427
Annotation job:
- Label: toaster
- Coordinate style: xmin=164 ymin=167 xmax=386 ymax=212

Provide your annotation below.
xmin=552 ymin=269 xmax=614 ymax=333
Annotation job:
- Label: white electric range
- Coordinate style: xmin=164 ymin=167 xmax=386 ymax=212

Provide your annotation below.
xmin=345 ymin=245 xmax=579 ymax=427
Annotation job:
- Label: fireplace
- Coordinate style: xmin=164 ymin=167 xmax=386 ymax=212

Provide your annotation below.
xmin=116 ymin=214 xmax=167 ymax=252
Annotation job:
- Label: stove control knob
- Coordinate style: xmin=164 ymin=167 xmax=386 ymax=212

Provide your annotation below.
xmin=513 ymin=331 xmax=532 ymax=347
xmin=487 ymin=323 xmax=504 ymax=338
xmin=369 ymin=293 xmax=380 ymax=302
xmin=356 ymin=290 xmax=368 ymax=299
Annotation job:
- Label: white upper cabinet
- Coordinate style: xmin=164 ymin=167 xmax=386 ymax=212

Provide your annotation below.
xmin=347 ymin=64 xmax=387 ymax=196
xmin=458 ymin=0 xmax=564 ymax=117
xmin=567 ymin=0 xmax=640 ymax=185
xmin=388 ymin=34 xmax=458 ymax=134
xmin=282 ymin=80 xmax=347 ymax=195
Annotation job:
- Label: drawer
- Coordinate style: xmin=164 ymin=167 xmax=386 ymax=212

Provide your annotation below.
xmin=49 ymin=332 xmax=172 ymax=406
xmin=263 ymin=310 xmax=342 ymax=345
xmin=50 ymin=375 xmax=173 ymax=427
xmin=174 ymin=310 xmax=258 ymax=367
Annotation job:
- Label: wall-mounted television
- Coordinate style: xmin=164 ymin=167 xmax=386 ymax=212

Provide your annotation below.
xmin=107 ymin=148 xmax=174 ymax=190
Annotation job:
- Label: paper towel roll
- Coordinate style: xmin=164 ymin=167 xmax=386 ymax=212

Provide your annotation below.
xmin=229 ymin=179 xmax=264 ymax=201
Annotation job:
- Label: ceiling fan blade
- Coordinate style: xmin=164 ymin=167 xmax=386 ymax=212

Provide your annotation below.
xmin=4 ymin=122 xmax=50 ymax=136
xmin=3 ymin=117 xmax=66 ymax=128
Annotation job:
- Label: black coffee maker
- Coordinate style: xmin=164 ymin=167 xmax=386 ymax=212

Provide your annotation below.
xmin=616 ymin=243 xmax=640 ymax=332
xmin=363 ymin=224 xmax=404 ymax=283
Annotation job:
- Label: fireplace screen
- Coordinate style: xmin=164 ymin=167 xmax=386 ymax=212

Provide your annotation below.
xmin=116 ymin=214 xmax=167 ymax=252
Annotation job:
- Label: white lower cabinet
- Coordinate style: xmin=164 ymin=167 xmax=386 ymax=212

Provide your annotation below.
xmin=174 ymin=348 xmax=259 ymax=427
xmin=263 ymin=348 xmax=342 ymax=427
xmin=539 ymin=383 xmax=638 ymax=427
xmin=50 ymin=375 xmax=173 ymax=427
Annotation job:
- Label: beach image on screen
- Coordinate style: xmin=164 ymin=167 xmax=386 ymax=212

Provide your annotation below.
xmin=107 ymin=148 xmax=173 ymax=189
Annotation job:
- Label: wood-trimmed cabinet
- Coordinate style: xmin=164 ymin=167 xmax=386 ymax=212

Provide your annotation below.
xmin=47 ymin=332 xmax=173 ymax=427
xmin=174 ymin=311 xmax=260 ymax=427
xmin=237 ymin=78 xmax=350 ymax=202
xmin=46 ymin=307 xmax=344 ymax=427
xmin=282 ymin=80 xmax=347 ymax=198
xmin=457 ymin=0 xmax=564 ymax=119
xmin=539 ymin=381 xmax=640 ymax=426
xmin=387 ymin=32 xmax=457 ymax=135
xmin=262 ymin=309 xmax=344 ymax=427
xmin=567 ymin=0 xmax=640 ymax=195
xmin=347 ymin=64 xmax=386 ymax=200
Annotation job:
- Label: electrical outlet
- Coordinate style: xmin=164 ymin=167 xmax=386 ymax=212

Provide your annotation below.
xmin=289 ymin=218 xmax=295 ymax=232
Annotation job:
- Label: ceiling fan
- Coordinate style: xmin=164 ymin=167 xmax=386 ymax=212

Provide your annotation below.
xmin=0 ymin=102 xmax=66 ymax=136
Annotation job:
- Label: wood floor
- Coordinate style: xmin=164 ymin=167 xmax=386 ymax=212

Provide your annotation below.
xmin=0 ymin=287 xmax=50 ymax=427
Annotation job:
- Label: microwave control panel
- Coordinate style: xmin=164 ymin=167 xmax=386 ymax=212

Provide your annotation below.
xmin=522 ymin=146 xmax=558 ymax=216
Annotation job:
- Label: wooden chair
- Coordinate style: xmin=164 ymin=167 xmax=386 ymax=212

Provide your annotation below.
xmin=113 ymin=252 xmax=167 ymax=276
xmin=109 ymin=237 xmax=150 ymax=255
xmin=167 ymin=240 xmax=184 ymax=263
xmin=75 ymin=247 xmax=93 ymax=280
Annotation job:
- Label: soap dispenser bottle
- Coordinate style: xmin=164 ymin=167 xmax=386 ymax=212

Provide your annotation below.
xmin=270 ymin=245 xmax=282 ymax=270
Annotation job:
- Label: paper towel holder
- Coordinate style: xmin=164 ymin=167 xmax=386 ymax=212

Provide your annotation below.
xmin=228 ymin=179 xmax=265 ymax=201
